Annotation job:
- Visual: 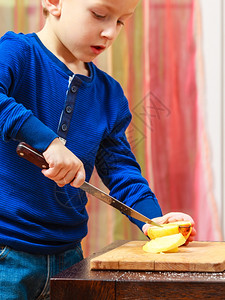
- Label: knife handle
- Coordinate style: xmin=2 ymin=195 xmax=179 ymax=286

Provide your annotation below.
xmin=16 ymin=142 xmax=49 ymax=169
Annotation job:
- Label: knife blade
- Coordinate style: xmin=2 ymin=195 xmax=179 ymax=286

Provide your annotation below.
xmin=16 ymin=142 xmax=162 ymax=227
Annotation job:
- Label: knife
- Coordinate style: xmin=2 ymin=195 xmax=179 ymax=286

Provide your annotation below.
xmin=16 ymin=142 xmax=162 ymax=227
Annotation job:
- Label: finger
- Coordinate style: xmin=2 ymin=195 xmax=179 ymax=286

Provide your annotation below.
xmin=70 ymin=166 xmax=85 ymax=188
xmin=160 ymin=213 xmax=182 ymax=223
xmin=42 ymin=166 xmax=62 ymax=179
xmin=185 ymin=235 xmax=194 ymax=245
xmin=158 ymin=212 xmax=195 ymax=225
xmin=151 ymin=216 xmax=167 ymax=225
xmin=55 ymin=168 xmax=81 ymax=187
xmin=190 ymin=227 xmax=197 ymax=237
xmin=55 ymin=178 xmax=68 ymax=187
xmin=42 ymin=166 xmax=69 ymax=182
xmin=168 ymin=216 xmax=194 ymax=226
xmin=142 ymin=224 xmax=150 ymax=235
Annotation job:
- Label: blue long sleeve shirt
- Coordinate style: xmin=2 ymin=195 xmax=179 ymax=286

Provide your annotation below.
xmin=0 ymin=31 xmax=162 ymax=254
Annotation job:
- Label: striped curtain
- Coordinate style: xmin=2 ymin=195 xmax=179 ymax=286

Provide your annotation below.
xmin=143 ymin=0 xmax=222 ymax=242
xmin=0 ymin=0 xmax=222 ymax=258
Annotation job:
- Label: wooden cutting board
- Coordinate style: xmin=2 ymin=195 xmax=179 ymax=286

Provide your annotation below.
xmin=90 ymin=241 xmax=225 ymax=272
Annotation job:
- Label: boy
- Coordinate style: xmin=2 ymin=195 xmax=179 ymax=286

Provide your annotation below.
xmin=0 ymin=0 xmax=196 ymax=298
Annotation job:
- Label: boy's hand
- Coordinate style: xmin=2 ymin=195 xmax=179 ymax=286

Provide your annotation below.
xmin=41 ymin=138 xmax=85 ymax=188
xmin=142 ymin=212 xmax=196 ymax=245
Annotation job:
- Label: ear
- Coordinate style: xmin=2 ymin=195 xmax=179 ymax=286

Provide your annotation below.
xmin=42 ymin=0 xmax=62 ymax=17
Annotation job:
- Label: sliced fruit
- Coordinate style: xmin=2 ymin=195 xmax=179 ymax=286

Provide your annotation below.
xmin=143 ymin=233 xmax=186 ymax=254
xmin=147 ymin=223 xmax=179 ymax=239
xmin=178 ymin=224 xmax=192 ymax=240
xmin=163 ymin=247 xmax=179 ymax=253
xmin=147 ymin=221 xmax=192 ymax=240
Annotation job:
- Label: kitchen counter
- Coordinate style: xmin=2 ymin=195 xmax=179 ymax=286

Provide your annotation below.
xmin=50 ymin=240 xmax=225 ymax=300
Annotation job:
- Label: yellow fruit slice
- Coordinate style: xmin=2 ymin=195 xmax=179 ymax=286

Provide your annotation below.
xmin=163 ymin=247 xmax=179 ymax=253
xmin=179 ymin=224 xmax=192 ymax=240
xmin=143 ymin=233 xmax=186 ymax=254
xmin=147 ymin=221 xmax=192 ymax=240
xmin=147 ymin=223 xmax=179 ymax=239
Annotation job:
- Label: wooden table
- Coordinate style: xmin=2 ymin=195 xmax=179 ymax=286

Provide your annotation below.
xmin=50 ymin=240 xmax=225 ymax=300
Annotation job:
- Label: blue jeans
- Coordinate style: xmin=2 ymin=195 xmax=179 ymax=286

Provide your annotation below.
xmin=0 ymin=244 xmax=83 ymax=300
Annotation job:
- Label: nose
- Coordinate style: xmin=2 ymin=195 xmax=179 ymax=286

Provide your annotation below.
xmin=100 ymin=23 xmax=119 ymax=41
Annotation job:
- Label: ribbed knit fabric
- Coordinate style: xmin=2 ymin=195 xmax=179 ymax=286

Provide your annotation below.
xmin=0 ymin=31 xmax=162 ymax=254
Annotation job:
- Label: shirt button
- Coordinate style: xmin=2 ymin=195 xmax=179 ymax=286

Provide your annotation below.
xmin=71 ymin=86 xmax=77 ymax=93
xmin=61 ymin=123 xmax=68 ymax=132
xmin=66 ymin=105 xmax=72 ymax=113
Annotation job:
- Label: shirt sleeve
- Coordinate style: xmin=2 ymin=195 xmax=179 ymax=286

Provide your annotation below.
xmin=95 ymin=99 xmax=162 ymax=231
xmin=0 ymin=33 xmax=58 ymax=152
xmin=15 ymin=115 xmax=58 ymax=152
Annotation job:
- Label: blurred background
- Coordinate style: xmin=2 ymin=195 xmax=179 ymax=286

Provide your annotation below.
xmin=0 ymin=0 xmax=223 ymax=257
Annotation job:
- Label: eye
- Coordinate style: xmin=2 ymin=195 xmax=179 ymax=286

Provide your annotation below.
xmin=117 ymin=20 xmax=124 ymax=26
xmin=92 ymin=11 xmax=106 ymax=19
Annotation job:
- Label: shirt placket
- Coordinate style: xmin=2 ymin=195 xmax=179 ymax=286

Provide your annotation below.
xmin=57 ymin=76 xmax=82 ymax=145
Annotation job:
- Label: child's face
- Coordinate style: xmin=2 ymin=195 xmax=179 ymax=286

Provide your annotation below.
xmin=50 ymin=0 xmax=139 ymax=63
